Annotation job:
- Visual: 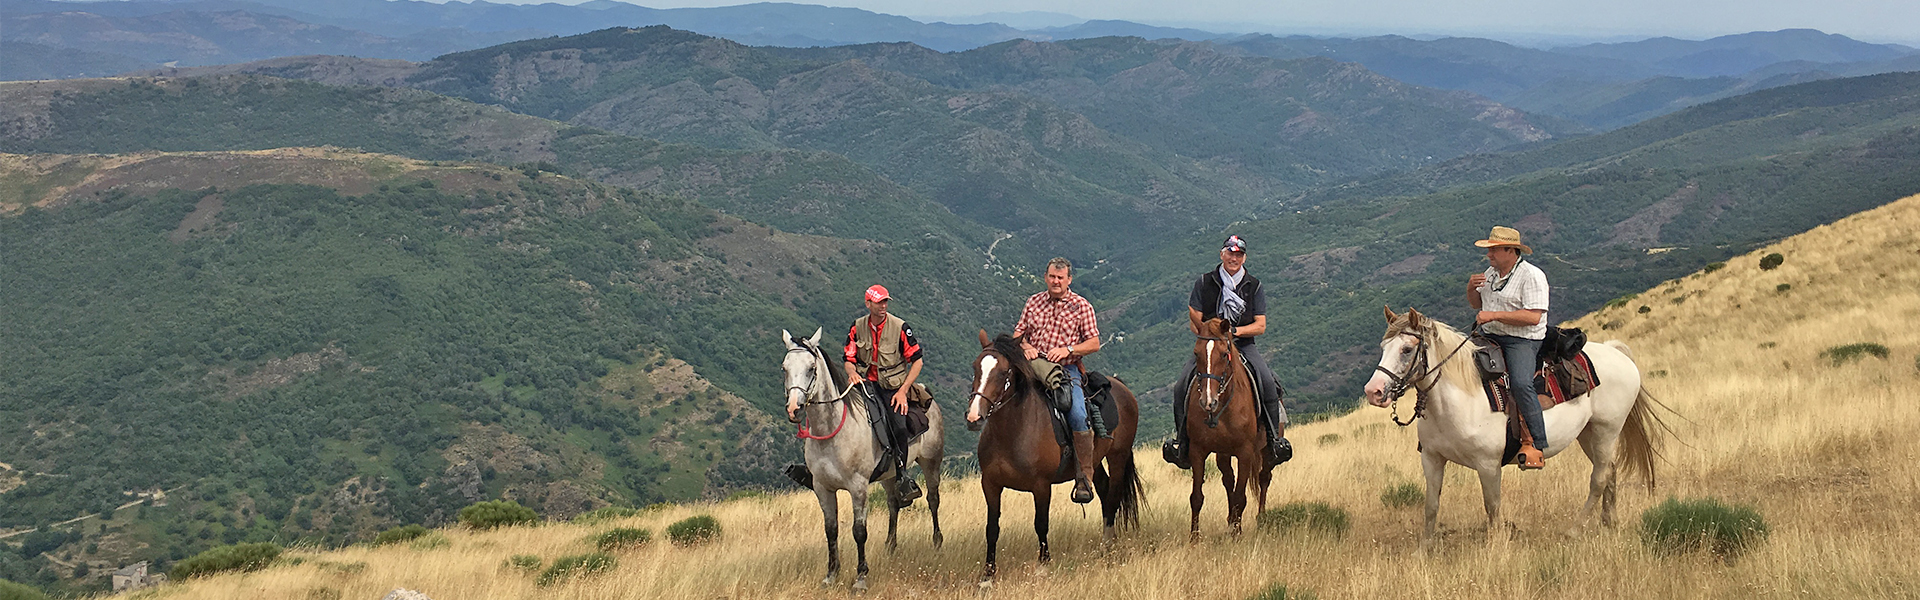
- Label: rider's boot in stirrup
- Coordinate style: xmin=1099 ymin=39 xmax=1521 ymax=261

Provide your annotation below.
xmin=1071 ymin=431 xmax=1097 ymax=503
xmin=1263 ymin=419 xmax=1292 ymax=466
xmin=1161 ymin=435 xmax=1191 ymax=469
xmin=892 ymin=453 xmax=922 ymax=508
xmin=1516 ymin=441 xmax=1545 ymax=470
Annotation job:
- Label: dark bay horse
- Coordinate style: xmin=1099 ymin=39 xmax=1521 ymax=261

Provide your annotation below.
xmin=963 ymin=332 xmax=1142 ymax=587
xmin=1184 ymin=318 xmax=1276 ymax=539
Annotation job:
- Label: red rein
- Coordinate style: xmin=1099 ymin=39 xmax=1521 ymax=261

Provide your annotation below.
xmin=796 ymin=401 xmax=850 ymax=440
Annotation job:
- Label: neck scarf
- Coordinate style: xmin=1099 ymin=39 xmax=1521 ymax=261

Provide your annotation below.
xmin=1218 ymin=265 xmax=1245 ymax=322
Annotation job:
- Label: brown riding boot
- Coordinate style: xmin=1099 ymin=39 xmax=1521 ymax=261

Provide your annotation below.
xmin=1070 ymin=430 xmax=1096 ymax=504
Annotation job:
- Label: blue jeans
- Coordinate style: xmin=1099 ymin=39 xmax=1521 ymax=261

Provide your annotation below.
xmin=1487 ymin=334 xmax=1547 ymax=449
xmin=1065 ymin=364 xmax=1089 ymax=432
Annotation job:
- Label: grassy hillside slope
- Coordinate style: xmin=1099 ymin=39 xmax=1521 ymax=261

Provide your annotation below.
xmin=148 ymin=193 xmax=1920 ymax=599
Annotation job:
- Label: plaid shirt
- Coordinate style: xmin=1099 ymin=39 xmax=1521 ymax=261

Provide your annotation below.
xmin=1012 ymin=290 xmax=1100 ymax=366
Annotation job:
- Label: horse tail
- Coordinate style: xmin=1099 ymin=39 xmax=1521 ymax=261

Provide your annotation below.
xmin=1608 ymin=340 xmax=1674 ymax=491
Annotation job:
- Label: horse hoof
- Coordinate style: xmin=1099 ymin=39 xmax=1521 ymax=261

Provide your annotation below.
xmin=822 ymin=576 xmax=837 ymax=587
xmin=933 ymin=532 xmax=944 ymax=548
xmin=977 ymin=579 xmax=994 ymax=592
xmin=852 ymin=578 xmax=870 ymax=593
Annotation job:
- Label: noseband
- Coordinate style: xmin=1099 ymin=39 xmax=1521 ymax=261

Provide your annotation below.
xmin=1374 ymin=327 xmax=1475 ymax=426
xmin=787 ymin=344 xmax=856 ymax=440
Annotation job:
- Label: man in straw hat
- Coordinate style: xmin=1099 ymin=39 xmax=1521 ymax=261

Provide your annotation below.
xmin=1469 ymin=226 xmax=1552 ymax=469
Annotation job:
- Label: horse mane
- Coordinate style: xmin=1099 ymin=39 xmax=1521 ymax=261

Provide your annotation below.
xmin=990 ymin=334 xmax=1039 ymax=394
xmin=1386 ymin=313 xmax=1483 ymax=395
xmin=817 ymin=340 xmax=849 ymax=392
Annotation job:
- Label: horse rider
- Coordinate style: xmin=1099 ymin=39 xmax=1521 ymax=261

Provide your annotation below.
xmin=1468 ymin=226 xmax=1551 ymax=469
xmin=844 ymin=284 xmax=928 ymax=506
xmin=1161 ymin=234 xmax=1291 ymax=469
xmin=1012 ymin=257 xmax=1103 ymax=504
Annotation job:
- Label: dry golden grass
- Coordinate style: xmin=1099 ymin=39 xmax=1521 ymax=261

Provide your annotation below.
xmin=141 ymin=194 xmax=1920 ymax=600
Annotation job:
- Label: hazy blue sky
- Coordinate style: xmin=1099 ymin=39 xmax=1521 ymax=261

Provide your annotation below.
xmin=499 ymin=0 xmax=1920 ymax=45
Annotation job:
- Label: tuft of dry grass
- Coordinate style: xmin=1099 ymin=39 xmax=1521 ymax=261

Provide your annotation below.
xmin=137 ymin=194 xmax=1920 ymax=599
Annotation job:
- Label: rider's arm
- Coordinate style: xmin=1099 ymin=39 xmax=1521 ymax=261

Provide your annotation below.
xmin=1188 ymin=307 xmax=1204 ymax=334
xmin=1235 ymin=283 xmax=1268 ymax=338
xmin=1067 ymin=335 xmax=1101 ymax=358
xmin=1481 ymin=309 xmax=1544 ymax=327
xmin=1467 ymin=274 xmax=1485 ymax=309
xmin=1235 ymin=314 xmax=1267 ymax=338
xmin=1068 ymin=299 xmax=1101 ymax=357
xmin=843 ymin=323 xmax=864 ymax=382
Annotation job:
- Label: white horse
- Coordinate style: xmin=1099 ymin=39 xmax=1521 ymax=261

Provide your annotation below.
xmin=781 ymin=328 xmax=945 ymax=591
xmin=1362 ymin=308 xmax=1668 ymax=547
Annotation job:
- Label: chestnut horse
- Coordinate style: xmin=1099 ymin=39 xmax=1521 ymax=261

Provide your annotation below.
xmin=1184 ymin=318 xmax=1276 ymax=539
xmin=964 ymin=332 xmax=1142 ymax=588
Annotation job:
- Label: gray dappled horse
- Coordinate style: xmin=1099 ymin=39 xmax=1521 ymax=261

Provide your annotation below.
xmin=782 ymin=328 xmax=945 ymax=591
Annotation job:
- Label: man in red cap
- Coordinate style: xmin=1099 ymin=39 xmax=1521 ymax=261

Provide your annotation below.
xmin=844 ymin=284 xmax=927 ymax=507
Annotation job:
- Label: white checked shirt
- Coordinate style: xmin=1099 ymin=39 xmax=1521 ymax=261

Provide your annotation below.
xmin=1479 ymin=260 xmax=1550 ymax=340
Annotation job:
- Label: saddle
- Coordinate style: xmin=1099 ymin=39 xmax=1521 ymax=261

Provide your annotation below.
xmin=1472 ymin=327 xmax=1600 ymax=465
xmin=1200 ymin=352 xmax=1270 ymax=430
xmin=860 ymin=383 xmax=934 ymax=481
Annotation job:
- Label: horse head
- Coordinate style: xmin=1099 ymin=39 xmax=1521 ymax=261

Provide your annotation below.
xmin=965 ymin=330 xmax=1036 ymax=431
xmin=1365 ymin=307 xmax=1434 ymax=408
xmin=782 ymin=327 xmax=825 ymax=421
xmin=1191 ymin=318 xmax=1240 ymax=417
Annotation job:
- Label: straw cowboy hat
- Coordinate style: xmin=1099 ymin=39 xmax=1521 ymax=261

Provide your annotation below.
xmin=1473 ymin=226 xmax=1533 ymax=254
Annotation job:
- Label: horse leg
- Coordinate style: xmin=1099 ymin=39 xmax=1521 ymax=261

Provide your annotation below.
xmin=1217 ymin=453 xmax=1242 ymax=536
xmin=980 ymin=482 xmax=1003 ymax=586
xmin=881 ymin=478 xmax=901 ymax=554
xmin=1094 ymin=463 xmax=1117 ymax=550
xmin=1033 ymin=483 xmax=1053 ymax=564
xmin=815 ymin=485 xmax=840 ymax=586
xmin=1477 ymin=465 xmax=1505 ymax=544
xmin=1577 ymin=428 xmax=1620 ymax=531
xmin=1189 ymin=448 xmax=1207 ymax=543
xmin=850 ymin=482 xmax=872 ymax=592
xmin=1256 ymin=464 xmax=1274 ymax=516
xmin=921 ymin=456 xmax=943 ymax=548
xmin=1419 ymin=451 xmax=1445 ymax=553
xmin=1230 ymin=450 xmax=1257 ymax=537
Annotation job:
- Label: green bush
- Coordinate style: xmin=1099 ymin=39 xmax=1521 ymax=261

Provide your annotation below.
xmin=1639 ymin=497 xmax=1768 ymax=559
xmin=1316 ymin=433 xmax=1340 ymax=446
xmin=1758 ymin=253 xmax=1784 ymax=270
xmin=570 ymin=506 xmax=639 ymax=525
xmin=459 ymin=500 xmax=538 ymax=529
xmin=1820 ymin=343 xmax=1890 ymax=365
xmin=1604 ymin=293 xmax=1638 ymax=309
xmin=593 ymin=527 xmax=652 ymax=552
xmin=0 ymin=579 xmax=50 ymax=600
xmin=725 ymin=489 xmax=767 ymax=502
xmin=169 ymin=542 xmax=283 ymax=579
xmin=1256 ymin=502 xmax=1350 ymax=537
xmin=408 ymin=533 xmax=451 ymax=551
xmin=1380 ymin=483 xmax=1423 ymax=509
xmin=1702 ymin=262 xmax=1726 ymax=274
xmin=1638 ymin=305 xmax=1651 ymax=314
xmin=666 ymin=515 xmax=721 ymax=545
xmin=1247 ymin=583 xmax=1316 ymax=600
xmin=505 ymin=554 xmax=542 ymax=573
xmin=536 ymin=553 xmax=616 ymax=586
xmin=1776 ymin=283 xmax=1792 ymax=292
xmin=372 ymin=524 xmax=429 ymax=546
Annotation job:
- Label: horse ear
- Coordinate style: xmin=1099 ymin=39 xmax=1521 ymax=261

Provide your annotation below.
xmin=809 ymin=327 xmax=822 ymax=345
xmin=978 ymin=329 xmax=991 ymax=348
xmin=1406 ymin=308 xmax=1423 ymax=328
xmin=1383 ymin=305 xmax=1398 ymax=323
xmin=781 ymin=329 xmax=796 ymax=348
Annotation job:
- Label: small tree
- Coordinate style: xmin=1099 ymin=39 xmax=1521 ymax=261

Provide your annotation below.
xmin=666 ymin=515 xmax=721 ymax=545
xmin=1758 ymin=253 xmax=1784 ymax=270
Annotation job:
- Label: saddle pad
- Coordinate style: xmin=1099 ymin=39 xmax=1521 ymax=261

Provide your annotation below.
xmin=1049 ymin=372 xmax=1122 ymax=446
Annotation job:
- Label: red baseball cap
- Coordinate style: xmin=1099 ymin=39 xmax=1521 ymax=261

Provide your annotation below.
xmin=864 ymin=285 xmax=891 ymax=302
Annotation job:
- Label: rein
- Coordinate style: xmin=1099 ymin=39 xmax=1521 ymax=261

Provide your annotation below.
xmin=1375 ymin=327 xmax=1477 ymax=427
xmin=788 ymin=346 xmax=860 ymax=440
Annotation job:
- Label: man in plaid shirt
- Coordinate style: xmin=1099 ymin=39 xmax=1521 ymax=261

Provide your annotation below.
xmin=1012 ymin=257 xmax=1103 ymax=503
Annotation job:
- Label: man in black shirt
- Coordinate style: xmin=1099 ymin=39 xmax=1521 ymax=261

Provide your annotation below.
xmin=1162 ymin=235 xmax=1291 ymax=468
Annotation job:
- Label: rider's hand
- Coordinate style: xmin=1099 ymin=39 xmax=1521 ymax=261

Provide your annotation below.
xmin=1468 ymin=273 xmax=1487 ymax=289
xmin=891 ymin=389 xmax=910 ymax=414
xmin=1022 ymin=345 xmax=1040 ymax=360
xmin=1044 ymin=347 xmax=1071 ymax=363
xmin=1475 ymin=310 xmax=1497 ymax=325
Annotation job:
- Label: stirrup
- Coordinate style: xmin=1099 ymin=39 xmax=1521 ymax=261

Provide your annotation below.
xmin=893 ymin=476 xmax=922 ymax=508
xmin=1516 ymin=444 xmax=1545 ymax=470
xmin=1070 ymin=478 xmax=1094 ymax=504
xmin=1161 ymin=438 xmax=1191 ymax=469
xmin=1264 ymin=436 xmax=1292 ymax=465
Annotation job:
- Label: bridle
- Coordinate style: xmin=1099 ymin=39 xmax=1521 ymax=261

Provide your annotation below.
xmin=1191 ymin=334 xmax=1237 ymax=428
xmin=967 ymin=350 xmax=1020 ymax=426
xmin=1373 ymin=326 xmax=1476 ymax=426
xmin=786 ymin=342 xmax=859 ymax=440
